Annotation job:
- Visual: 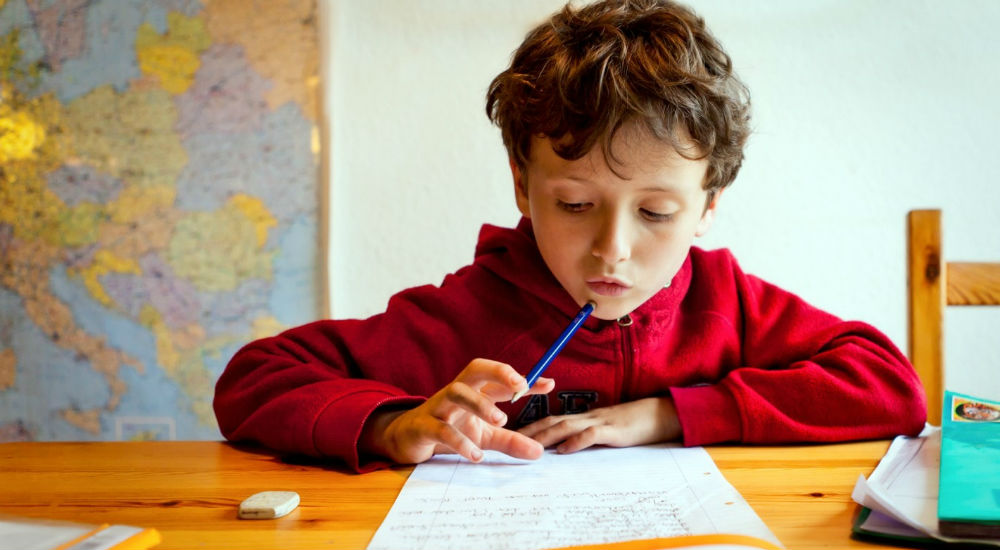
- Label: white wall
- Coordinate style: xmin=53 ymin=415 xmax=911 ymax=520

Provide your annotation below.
xmin=325 ymin=1 xmax=1000 ymax=399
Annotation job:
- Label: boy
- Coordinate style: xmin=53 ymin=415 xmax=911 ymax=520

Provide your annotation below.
xmin=214 ymin=0 xmax=926 ymax=472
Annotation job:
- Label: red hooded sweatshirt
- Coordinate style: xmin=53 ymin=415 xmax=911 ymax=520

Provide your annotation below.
xmin=214 ymin=219 xmax=926 ymax=472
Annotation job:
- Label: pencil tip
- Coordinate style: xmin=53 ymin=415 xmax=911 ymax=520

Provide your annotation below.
xmin=511 ymin=389 xmax=525 ymax=403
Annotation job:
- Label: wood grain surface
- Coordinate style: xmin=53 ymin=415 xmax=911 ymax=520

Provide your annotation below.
xmin=0 ymin=440 xmax=899 ymax=549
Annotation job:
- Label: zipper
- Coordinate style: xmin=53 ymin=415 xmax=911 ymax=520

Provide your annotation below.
xmin=617 ymin=314 xmax=634 ymax=401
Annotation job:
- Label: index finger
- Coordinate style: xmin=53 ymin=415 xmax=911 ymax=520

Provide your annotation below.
xmin=480 ymin=376 xmax=554 ymax=401
xmin=457 ymin=358 xmax=527 ymax=394
xmin=481 ymin=426 xmax=544 ymax=461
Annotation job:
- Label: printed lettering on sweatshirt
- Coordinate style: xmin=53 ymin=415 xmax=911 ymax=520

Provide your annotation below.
xmin=515 ymin=391 xmax=599 ymax=426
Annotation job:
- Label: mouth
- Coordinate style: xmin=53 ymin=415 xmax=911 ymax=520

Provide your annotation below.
xmin=586 ymin=277 xmax=632 ymax=297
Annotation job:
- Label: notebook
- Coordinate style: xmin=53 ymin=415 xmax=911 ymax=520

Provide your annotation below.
xmin=0 ymin=514 xmax=161 ymax=550
xmin=938 ymin=390 xmax=1000 ymax=539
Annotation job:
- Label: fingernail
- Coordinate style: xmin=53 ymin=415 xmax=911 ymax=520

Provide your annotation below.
xmin=492 ymin=410 xmax=506 ymax=424
xmin=471 ymin=449 xmax=483 ymax=462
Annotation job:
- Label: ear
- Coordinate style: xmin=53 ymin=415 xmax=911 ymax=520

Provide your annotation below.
xmin=510 ymin=157 xmax=531 ymax=218
xmin=695 ymin=190 xmax=722 ymax=237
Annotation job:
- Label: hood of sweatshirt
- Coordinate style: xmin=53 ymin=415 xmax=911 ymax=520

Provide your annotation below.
xmin=471 ymin=217 xmax=693 ymax=328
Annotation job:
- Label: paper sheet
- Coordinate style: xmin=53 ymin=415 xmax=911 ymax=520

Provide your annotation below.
xmin=851 ymin=427 xmax=942 ymax=534
xmin=0 ymin=515 xmax=92 ymax=550
xmin=367 ymin=444 xmax=781 ymax=550
xmin=857 ymin=507 xmax=928 ymax=539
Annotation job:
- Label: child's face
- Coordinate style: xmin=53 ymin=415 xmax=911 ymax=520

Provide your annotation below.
xmin=512 ymin=127 xmax=717 ymax=321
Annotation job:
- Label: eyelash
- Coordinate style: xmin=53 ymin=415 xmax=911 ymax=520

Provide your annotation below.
xmin=640 ymin=209 xmax=674 ymax=222
xmin=557 ymin=201 xmax=674 ymax=222
xmin=558 ymin=201 xmax=590 ymax=213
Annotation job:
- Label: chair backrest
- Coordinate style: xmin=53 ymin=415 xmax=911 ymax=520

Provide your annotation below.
xmin=907 ymin=209 xmax=1000 ymax=425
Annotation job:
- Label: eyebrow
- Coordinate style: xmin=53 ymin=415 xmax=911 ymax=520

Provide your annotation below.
xmin=558 ymin=175 xmax=593 ymax=184
xmin=550 ymin=174 xmax=686 ymax=196
xmin=638 ymin=185 xmax=682 ymax=193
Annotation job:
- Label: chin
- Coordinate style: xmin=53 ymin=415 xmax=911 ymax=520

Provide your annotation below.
xmin=589 ymin=302 xmax=635 ymax=322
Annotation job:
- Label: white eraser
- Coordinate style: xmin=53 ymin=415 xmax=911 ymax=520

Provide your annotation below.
xmin=238 ymin=491 xmax=300 ymax=519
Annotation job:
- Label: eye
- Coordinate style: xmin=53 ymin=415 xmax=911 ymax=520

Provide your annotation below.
xmin=640 ymin=209 xmax=674 ymax=222
xmin=557 ymin=200 xmax=591 ymax=213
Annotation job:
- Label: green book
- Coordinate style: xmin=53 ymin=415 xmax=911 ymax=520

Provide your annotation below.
xmin=938 ymin=390 xmax=1000 ymax=539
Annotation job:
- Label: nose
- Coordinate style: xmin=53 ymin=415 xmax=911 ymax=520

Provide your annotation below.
xmin=591 ymin=211 xmax=631 ymax=264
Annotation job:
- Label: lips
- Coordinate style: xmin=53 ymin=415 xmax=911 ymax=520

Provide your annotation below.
xmin=586 ymin=277 xmax=632 ymax=297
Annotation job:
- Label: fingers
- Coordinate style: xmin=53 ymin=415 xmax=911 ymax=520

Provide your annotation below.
xmin=556 ymin=426 xmax=602 ymax=454
xmin=431 ymin=421 xmax=486 ymax=463
xmin=527 ymin=376 xmax=555 ymax=395
xmin=516 ymin=398 xmax=679 ymax=455
xmin=518 ymin=414 xmax=608 ymax=454
xmin=380 ymin=408 xmax=484 ymax=464
xmin=458 ymin=359 xmax=555 ymax=400
xmin=481 ymin=425 xmax=545 ymax=461
xmin=458 ymin=359 xmax=526 ymax=394
xmin=480 ymin=382 xmax=524 ymax=402
xmin=482 ymin=376 xmax=555 ymax=402
xmin=430 ymin=381 xmax=507 ymax=427
xmin=379 ymin=359 xmax=562 ymax=465
xmin=396 ymin=359 xmax=524 ymax=464
xmin=427 ymin=358 xmax=529 ymax=427
xmin=518 ymin=415 xmax=576 ymax=445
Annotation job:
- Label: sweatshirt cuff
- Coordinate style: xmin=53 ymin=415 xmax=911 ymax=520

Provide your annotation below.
xmin=670 ymin=383 xmax=743 ymax=446
xmin=313 ymin=391 xmax=424 ymax=473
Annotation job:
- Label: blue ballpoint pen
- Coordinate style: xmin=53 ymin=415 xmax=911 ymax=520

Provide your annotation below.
xmin=511 ymin=301 xmax=596 ymax=403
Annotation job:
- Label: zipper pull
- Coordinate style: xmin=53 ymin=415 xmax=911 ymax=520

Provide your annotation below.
xmin=617 ymin=314 xmax=633 ymax=327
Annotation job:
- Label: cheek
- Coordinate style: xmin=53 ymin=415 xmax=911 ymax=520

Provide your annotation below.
xmin=538 ymin=222 xmax=586 ymax=262
xmin=639 ymin=228 xmax=694 ymax=270
xmin=533 ymin=219 xmax=590 ymax=277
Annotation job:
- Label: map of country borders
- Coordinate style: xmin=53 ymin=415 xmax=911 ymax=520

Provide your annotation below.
xmin=0 ymin=0 xmax=322 ymax=442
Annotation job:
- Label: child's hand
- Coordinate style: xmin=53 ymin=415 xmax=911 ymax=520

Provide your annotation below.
xmin=517 ymin=396 xmax=682 ymax=453
xmin=359 ymin=358 xmax=554 ymax=465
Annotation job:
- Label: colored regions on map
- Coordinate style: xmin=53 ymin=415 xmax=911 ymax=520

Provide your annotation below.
xmin=0 ymin=0 xmax=321 ymax=441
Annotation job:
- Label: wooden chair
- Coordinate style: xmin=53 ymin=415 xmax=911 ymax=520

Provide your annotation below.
xmin=907 ymin=209 xmax=1000 ymax=425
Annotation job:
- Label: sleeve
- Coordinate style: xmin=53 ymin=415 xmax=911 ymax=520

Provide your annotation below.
xmin=213 ymin=278 xmax=486 ymax=473
xmin=671 ymin=253 xmax=927 ymax=446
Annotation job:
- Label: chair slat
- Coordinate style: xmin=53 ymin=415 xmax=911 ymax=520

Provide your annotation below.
xmin=947 ymin=262 xmax=1000 ymax=305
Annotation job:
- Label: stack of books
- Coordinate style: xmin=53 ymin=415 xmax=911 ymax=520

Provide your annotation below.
xmin=851 ymin=390 xmax=1000 ymax=547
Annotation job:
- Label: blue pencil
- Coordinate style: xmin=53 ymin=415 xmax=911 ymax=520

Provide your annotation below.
xmin=511 ymin=301 xmax=596 ymax=403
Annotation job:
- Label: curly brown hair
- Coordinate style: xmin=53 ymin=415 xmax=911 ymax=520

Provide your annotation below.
xmin=486 ymin=0 xmax=751 ymax=194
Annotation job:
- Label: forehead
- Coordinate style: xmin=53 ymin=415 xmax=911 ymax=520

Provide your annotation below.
xmin=528 ymin=126 xmax=708 ymax=185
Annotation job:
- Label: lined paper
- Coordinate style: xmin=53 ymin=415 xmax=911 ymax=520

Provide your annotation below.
xmin=367 ymin=444 xmax=780 ymax=550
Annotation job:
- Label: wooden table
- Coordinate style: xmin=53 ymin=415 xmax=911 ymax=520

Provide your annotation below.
xmin=0 ymin=440 xmax=895 ymax=549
